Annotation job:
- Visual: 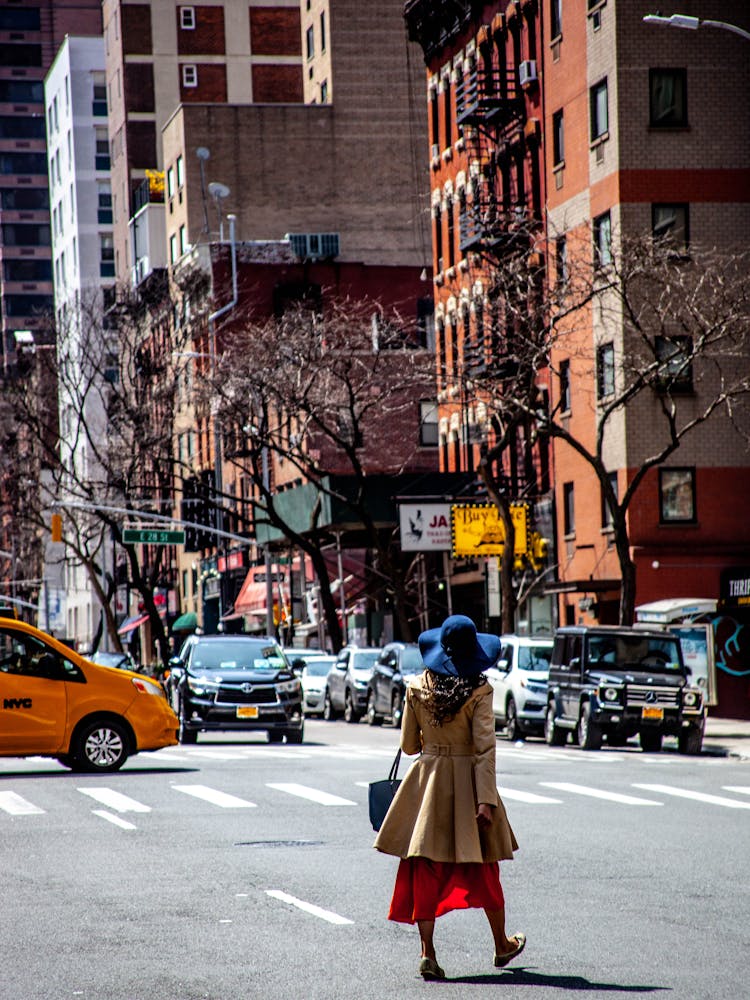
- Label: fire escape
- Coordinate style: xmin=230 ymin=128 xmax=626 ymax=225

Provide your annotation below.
xmin=455 ymin=62 xmax=535 ymax=260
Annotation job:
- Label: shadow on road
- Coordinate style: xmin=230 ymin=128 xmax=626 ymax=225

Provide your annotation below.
xmin=447 ymin=968 xmax=670 ymax=992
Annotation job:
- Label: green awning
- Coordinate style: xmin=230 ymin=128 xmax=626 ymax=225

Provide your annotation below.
xmin=172 ymin=611 xmax=198 ymax=632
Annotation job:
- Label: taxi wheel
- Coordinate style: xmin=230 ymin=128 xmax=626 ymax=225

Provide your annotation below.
xmin=72 ymin=718 xmax=129 ymax=772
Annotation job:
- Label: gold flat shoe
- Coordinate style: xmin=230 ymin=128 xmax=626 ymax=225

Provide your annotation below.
xmin=494 ymin=932 xmax=526 ymax=968
xmin=419 ymin=957 xmax=446 ymax=980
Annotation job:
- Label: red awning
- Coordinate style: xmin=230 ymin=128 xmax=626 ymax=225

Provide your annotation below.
xmin=117 ymin=613 xmax=149 ymax=635
xmin=234 ymin=565 xmax=288 ymax=616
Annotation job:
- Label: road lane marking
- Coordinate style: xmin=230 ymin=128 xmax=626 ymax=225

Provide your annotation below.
xmin=265 ymin=890 xmax=353 ymax=925
xmin=78 ymin=788 xmax=151 ymax=813
xmin=0 ymin=791 xmax=45 ymax=815
xmin=498 ymin=786 xmax=562 ymax=804
xmin=91 ymin=809 xmax=137 ymax=830
xmin=266 ymin=783 xmax=357 ymax=806
xmin=540 ymin=782 xmax=662 ymax=805
xmin=180 ymin=750 xmax=251 ymax=761
xmin=723 ymin=786 xmax=750 ymax=796
xmin=633 ymin=784 xmax=750 ymax=809
xmin=172 ymin=784 xmax=257 ymax=808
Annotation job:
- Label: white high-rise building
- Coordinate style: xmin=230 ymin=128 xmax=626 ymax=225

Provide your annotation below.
xmin=44 ymin=35 xmax=116 ymax=651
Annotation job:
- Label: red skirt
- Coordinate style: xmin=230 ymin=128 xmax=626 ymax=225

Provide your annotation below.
xmin=388 ymin=857 xmax=505 ymax=924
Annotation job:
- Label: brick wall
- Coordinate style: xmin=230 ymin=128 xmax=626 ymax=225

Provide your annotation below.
xmin=121 ymin=3 xmax=153 ymax=56
xmin=179 ymin=64 xmax=228 ymax=103
xmin=252 ymin=64 xmax=304 ymax=103
xmin=177 ymin=6 xmax=226 ymax=56
xmin=124 ymin=63 xmax=155 ymax=113
xmin=250 ymin=6 xmax=301 ymax=56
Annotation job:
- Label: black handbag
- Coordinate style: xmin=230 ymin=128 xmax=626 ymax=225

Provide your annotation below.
xmin=368 ymin=749 xmax=402 ymax=832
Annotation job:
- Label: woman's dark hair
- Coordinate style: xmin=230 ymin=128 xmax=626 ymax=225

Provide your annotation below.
xmin=424 ymin=671 xmax=486 ymax=726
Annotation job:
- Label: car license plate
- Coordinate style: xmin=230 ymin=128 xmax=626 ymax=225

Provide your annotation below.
xmin=641 ymin=706 xmax=663 ymax=720
xmin=237 ymin=706 xmax=258 ymax=719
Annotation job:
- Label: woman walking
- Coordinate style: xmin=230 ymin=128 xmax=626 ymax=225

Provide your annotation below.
xmin=374 ymin=614 xmax=525 ymax=980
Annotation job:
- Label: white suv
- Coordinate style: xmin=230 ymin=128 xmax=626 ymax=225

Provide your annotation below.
xmin=486 ymin=635 xmax=553 ymax=741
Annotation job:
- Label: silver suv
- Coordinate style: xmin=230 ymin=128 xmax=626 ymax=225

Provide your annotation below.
xmin=323 ymin=646 xmax=381 ymax=723
xmin=486 ymin=635 xmax=553 ymax=740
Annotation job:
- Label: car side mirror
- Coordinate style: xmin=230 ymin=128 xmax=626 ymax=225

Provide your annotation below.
xmin=498 ymin=658 xmax=510 ymax=672
xmin=168 ymin=655 xmax=181 ymax=668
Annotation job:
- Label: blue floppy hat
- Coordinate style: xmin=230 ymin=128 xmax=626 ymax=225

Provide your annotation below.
xmin=418 ymin=615 xmax=501 ymax=678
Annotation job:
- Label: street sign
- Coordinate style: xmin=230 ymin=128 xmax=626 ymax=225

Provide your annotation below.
xmin=122 ymin=528 xmax=185 ymax=545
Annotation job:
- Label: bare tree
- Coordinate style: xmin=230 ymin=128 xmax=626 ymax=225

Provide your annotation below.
xmin=208 ymin=295 xmax=437 ymax=650
xmin=471 ymin=232 xmax=750 ymax=626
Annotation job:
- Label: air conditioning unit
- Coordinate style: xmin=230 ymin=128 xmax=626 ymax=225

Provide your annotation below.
xmin=285 ymin=233 xmax=340 ymax=260
xmin=519 ymin=60 xmax=538 ymax=87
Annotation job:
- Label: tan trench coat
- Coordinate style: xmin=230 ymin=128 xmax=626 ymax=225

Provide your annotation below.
xmin=373 ymin=672 xmax=519 ymax=864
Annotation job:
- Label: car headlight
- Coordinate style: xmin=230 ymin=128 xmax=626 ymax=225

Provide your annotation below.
xmin=187 ymin=676 xmax=219 ymax=696
xmin=683 ymin=690 xmax=700 ymax=707
xmin=600 ymin=686 xmax=621 ymax=703
xmin=277 ymin=679 xmax=301 ymax=695
xmin=132 ymin=677 xmax=167 ymax=699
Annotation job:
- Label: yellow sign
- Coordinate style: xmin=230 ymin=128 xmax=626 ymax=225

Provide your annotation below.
xmin=451 ymin=503 xmax=529 ymax=558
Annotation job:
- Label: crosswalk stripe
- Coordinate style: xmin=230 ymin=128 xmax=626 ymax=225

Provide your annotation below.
xmin=498 ymin=785 xmax=562 ymax=804
xmin=633 ymin=784 xmax=750 ymax=809
xmin=723 ymin=786 xmax=750 ymax=796
xmin=540 ymin=782 xmax=662 ymax=805
xmin=172 ymin=784 xmax=257 ymax=808
xmin=181 ymin=750 xmax=252 ymax=761
xmin=78 ymin=788 xmax=151 ymax=813
xmin=0 ymin=790 xmax=45 ymax=815
xmin=92 ymin=809 xmax=137 ymax=830
xmin=265 ymin=889 xmax=353 ymax=925
xmin=266 ymin=783 xmax=357 ymax=806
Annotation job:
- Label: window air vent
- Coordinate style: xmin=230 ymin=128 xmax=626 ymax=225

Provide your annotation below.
xmin=286 ymin=232 xmax=340 ymax=260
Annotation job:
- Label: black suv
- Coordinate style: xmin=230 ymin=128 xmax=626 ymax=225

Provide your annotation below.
xmin=166 ymin=635 xmax=304 ymax=744
xmin=545 ymin=626 xmax=705 ymax=753
xmin=365 ymin=642 xmax=423 ymax=728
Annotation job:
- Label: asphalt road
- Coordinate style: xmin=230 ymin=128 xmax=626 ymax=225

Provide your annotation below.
xmin=1 ymin=720 xmax=748 ymax=1000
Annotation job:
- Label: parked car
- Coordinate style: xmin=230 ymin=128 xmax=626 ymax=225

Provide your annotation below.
xmin=88 ymin=649 xmax=140 ymax=672
xmin=165 ymin=634 xmax=304 ymax=744
xmin=0 ymin=616 xmax=178 ymax=772
xmin=323 ymin=646 xmax=381 ymax=723
xmin=545 ymin=625 xmax=705 ymax=753
xmin=365 ymin=642 xmax=423 ymax=727
xmin=298 ymin=655 xmax=337 ymax=716
xmin=485 ymin=635 xmax=553 ymax=740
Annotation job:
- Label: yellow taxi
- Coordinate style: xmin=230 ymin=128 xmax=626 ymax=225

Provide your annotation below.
xmin=0 ymin=617 xmax=178 ymax=772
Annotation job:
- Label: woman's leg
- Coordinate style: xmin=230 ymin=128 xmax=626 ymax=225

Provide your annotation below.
xmin=417 ymin=919 xmax=437 ymax=960
xmin=484 ymin=907 xmax=516 ymax=955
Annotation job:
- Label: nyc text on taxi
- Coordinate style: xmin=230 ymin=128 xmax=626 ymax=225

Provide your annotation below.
xmin=0 ymin=618 xmax=178 ymax=771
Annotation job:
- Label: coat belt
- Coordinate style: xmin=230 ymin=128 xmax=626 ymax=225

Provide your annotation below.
xmin=422 ymin=744 xmax=475 ymax=757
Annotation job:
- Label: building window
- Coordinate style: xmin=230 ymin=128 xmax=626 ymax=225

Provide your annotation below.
xmin=434 ymin=206 xmax=443 ymax=272
xmin=652 ymin=203 xmax=689 ymax=254
xmin=95 ymin=128 xmax=110 ymax=170
xmin=596 ymin=342 xmax=615 ymax=399
xmin=550 ymin=0 xmax=562 ymax=40
xmin=180 ymin=6 xmax=195 ymax=30
xmin=649 ymin=68 xmax=687 ymax=127
xmin=179 ymin=224 xmax=187 ymax=255
xmin=306 ymin=25 xmax=314 ymax=60
xmin=99 ymin=234 xmax=114 ymax=277
xmin=552 ymin=109 xmax=564 ymax=166
xmin=320 ymin=80 xmax=328 ymax=103
xmin=655 ymin=334 xmax=693 ymax=391
xmin=167 ymin=166 xmax=175 ymax=198
xmin=320 ymin=11 xmax=326 ymax=51
xmin=176 ymin=155 xmax=184 ymax=188
xmin=97 ymin=184 xmax=112 ymax=224
xmin=593 ymin=211 xmax=612 ymax=267
xmin=555 ymin=233 xmax=568 ymax=287
xmin=601 ymin=471 xmax=618 ymax=529
xmin=430 ymin=88 xmax=439 ymax=150
xmin=419 ymin=401 xmax=439 ymax=446
xmin=182 ymin=64 xmax=197 ymax=88
xmin=659 ymin=467 xmax=696 ymax=523
xmin=563 ymin=481 xmax=575 ymax=536
xmin=590 ymin=78 xmax=608 ymax=141
xmin=446 ymin=196 xmax=455 ymax=269
xmin=170 ymin=233 xmax=178 ymax=264
xmin=559 ymin=359 xmax=571 ymax=413
xmin=443 ymin=75 xmax=452 ymax=148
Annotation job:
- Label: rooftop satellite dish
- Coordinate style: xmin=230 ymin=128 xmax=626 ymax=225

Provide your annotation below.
xmin=196 ymin=146 xmax=210 ymax=160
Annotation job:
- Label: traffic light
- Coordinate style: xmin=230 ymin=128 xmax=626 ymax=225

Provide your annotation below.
xmin=50 ymin=512 xmax=63 ymax=543
xmin=529 ymin=532 xmax=550 ymax=571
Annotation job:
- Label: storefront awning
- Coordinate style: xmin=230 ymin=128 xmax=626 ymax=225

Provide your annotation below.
xmin=172 ymin=611 xmax=198 ymax=632
xmin=117 ymin=613 xmax=149 ymax=635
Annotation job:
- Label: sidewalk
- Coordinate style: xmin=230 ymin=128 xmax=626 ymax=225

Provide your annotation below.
xmin=702 ymin=716 xmax=750 ymax=760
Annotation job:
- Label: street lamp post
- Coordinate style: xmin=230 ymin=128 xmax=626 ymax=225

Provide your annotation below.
xmin=643 ymin=13 xmax=750 ymax=43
